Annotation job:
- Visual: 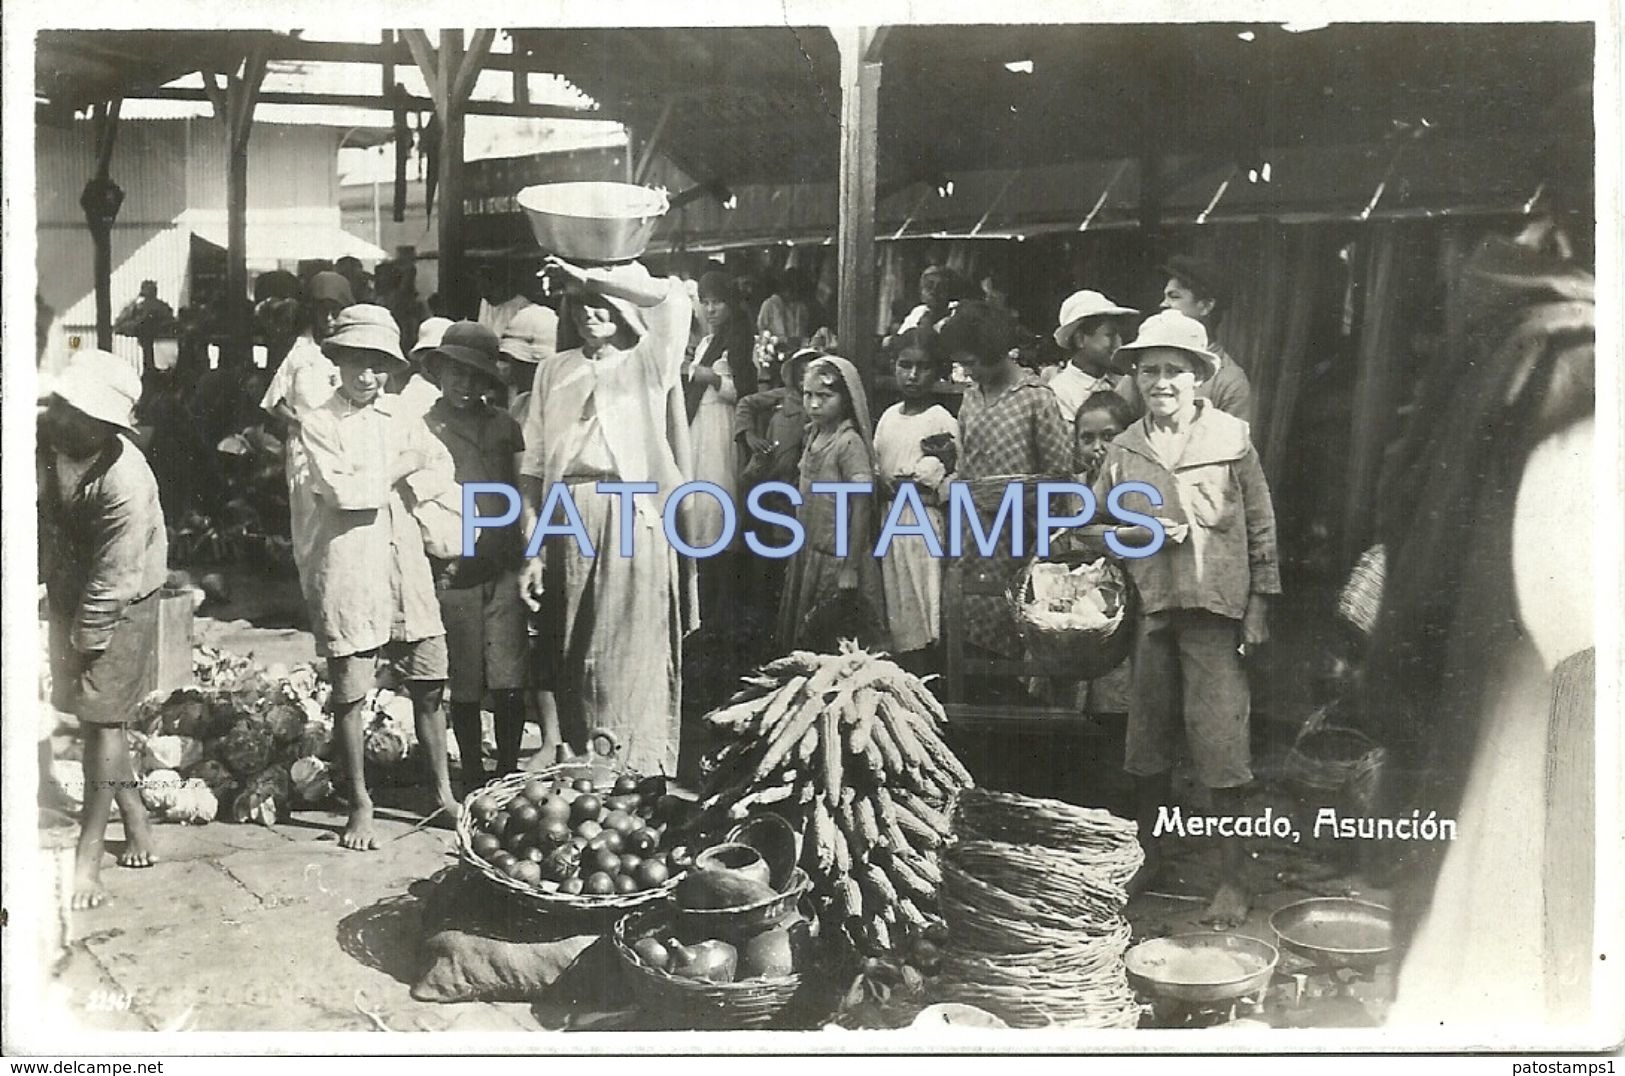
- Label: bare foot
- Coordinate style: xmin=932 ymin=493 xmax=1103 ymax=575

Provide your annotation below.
xmin=117 ymin=809 xmax=159 ymax=868
xmin=71 ymin=864 xmax=106 ymax=910
xmin=1201 ymin=881 xmax=1251 ymax=929
xmin=341 ymin=802 xmax=379 ymax=850
xmin=430 ymin=793 xmax=463 ymax=831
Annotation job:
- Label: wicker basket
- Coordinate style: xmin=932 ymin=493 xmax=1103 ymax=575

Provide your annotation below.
xmin=1282 ymin=704 xmax=1386 ymax=809
xmin=675 ymin=868 xmax=813 ymax=942
xmin=455 ymin=730 xmax=685 ymax=918
xmin=1007 ymin=557 xmax=1138 ymax=680
xmin=613 ymin=904 xmax=827 ymax=1029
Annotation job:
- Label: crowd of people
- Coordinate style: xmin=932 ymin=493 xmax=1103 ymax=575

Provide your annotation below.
xmin=41 ymin=244 xmax=1285 ymax=928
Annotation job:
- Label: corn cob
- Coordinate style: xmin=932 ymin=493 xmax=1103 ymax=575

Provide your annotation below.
xmin=893 ymin=787 xmax=951 ymax=837
xmin=885 ymin=852 xmax=937 ymax=901
xmin=725 ymin=780 xmax=796 ymax=820
xmin=860 ymin=861 xmax=899 ymax=906
xmin=872 ymin=786 xmax=913 ymax=851
xmin=853 ymin=794 xmax=884 ymax=851
xmin=811 ymin=799 xmax=839 ymax=873
xmin=749 ymin=694 xmax=823 ymax=783
xmin=895 ymin=896 xmax=932 ymax=932
xmin=867 ymin=918 xmax=893 ymax=953
xmin=820 ymin=709 xmax=843 ymax=808
xmin=868 ymin=713 xmax=907 ymax=778
xmin=890 ymin=796 xmax=944 ymax=849
xmin=832 ymin=820 xmax=853 ymax=874
xmin=845 ymin=687 xmax=880 ymax=756
xmin=836 ymin=872 xmax=863 ymax=918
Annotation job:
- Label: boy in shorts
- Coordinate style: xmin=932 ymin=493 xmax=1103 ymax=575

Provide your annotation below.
xmin=421 ymin=322 xmax=531 ymax=782
xmin=39 ymin=353 xmax=169 ymax=907
xmin=299 ymin=305 xmax=463 ymax=849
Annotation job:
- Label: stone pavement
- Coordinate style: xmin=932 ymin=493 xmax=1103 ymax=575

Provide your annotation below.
xmin=49 ymin=807 xmax=541 ymax=1035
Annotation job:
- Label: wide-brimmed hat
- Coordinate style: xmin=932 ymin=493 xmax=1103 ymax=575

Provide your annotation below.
xmin=498 ymin=305 xmax=559 ymax=365
xmin=411 ymin=316 xmax=454 ymax=358
xmin=1112 ymin=310 xmax=1218 ymax=379
xmin=52 ymin=349 xmax=142 ymax=431
xmin=321 ymin=304 xmax=407 ymax=366
xmin=1054 ymin=289 xmax=1139 ymax=348
xmin=425 ymin=321 xmax=503 ymax=381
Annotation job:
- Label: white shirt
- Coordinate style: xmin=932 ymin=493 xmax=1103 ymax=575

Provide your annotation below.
xmin=478 ymin=295 xmax=536 ymax=339
xmin=1048 ymin=363 xmax=1121 ymax=427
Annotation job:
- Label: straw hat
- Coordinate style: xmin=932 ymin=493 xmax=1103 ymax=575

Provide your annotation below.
xmin=411 ymin=316 xmax=454 ymax=358
xmin=1112 ymin=310 xmax=1218 ymax=379
xmin=425 ymin=321 xmax=503 ymax=381
xmin=498 ymin=305 xmax=559 ymax=365
xmin=321 ymin=305 xmax=407 ymax=366
xmin=52 ymin=350 xmax=141 ymax=431
xmin=1054 ymin=290 xmax=1138 ymax=348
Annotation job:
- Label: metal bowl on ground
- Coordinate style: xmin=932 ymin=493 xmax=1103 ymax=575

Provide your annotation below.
xmin=1269 ymin=898 xmax=1393 ymax=971
xmin=1125 ymin=933 xmax=1280 ymax=1005
xmin=517 ymin=182 xmax=668 ymax=262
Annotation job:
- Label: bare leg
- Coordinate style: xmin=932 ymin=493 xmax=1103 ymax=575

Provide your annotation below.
xmin=492 ymin=689 xmax=526 ymax=776
xmin=334 ymin=696 xmax=377 ymax=850
xmin=448 ymin=701 xmax=485 ymax=794
xmin=1128 ymin=771 xmax=1171 ymax=898
xmin=73 ymin=726 xmax=120 ymax=908
xmin=534 ymin=689 xmax=562 ymax=758
xmin=107 ymin=729 xmax=156 ymax=868
xmin=408 ymin=680 xmax=460 ymax=825
xmin=1202 ymin=785 xmax=1252 ymax=928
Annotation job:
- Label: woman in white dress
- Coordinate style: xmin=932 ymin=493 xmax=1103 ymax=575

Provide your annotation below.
xmin=684 ymin=270 xmax=758 ymax=627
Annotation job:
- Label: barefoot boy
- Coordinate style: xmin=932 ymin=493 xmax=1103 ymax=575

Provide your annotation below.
xmin=298 ymin=305 xmax=462 ymax=848
xmin=39 ymin=353 xmax=168 ymax=907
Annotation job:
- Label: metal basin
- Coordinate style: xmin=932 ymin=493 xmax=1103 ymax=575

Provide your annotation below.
xmin=517 ymin=182 xmax=667 ymax=263
xmin=1269 ymin=897 xmax=1393 ymax=971
xmin=1125 ymin=933 xmax=1280 ymax=1004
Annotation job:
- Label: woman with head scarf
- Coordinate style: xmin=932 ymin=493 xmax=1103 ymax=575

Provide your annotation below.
xmin=685 ymin=270 xmax=759 ymax=626
xmin=776 ymin=355 xmax=886 ymax=650
xmin=517 ymin=255 xmax=697 ymax=776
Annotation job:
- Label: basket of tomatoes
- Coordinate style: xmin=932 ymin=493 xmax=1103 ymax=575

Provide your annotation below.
xmin=456 ymin=729 xmax=697 ymax=915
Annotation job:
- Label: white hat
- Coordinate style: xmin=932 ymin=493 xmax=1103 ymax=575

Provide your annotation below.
xmin=411 ymin=316 xmax=454 ymax=358
xmin=1112 ymin=310 xmax=1218 ymax=379
xmin=498 ymin=305 xmax=559 ymax=365
xmin=1054 ymin=290 xmax=1138 ymax=348
xmin=52 ymin=349 xmax=141 ymax=431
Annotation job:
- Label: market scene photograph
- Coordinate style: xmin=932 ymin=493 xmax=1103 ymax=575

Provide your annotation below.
xmin=7 ymin=15 xmax=1613 ymax=1049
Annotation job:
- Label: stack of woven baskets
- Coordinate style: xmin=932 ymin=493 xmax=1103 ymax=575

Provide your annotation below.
xmin=935 ymin=789 xmax=1144 ymax=1028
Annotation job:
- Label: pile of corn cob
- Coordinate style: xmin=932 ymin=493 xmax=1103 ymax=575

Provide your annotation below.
xmin=694 ymin=643 xmax=974 ymax=954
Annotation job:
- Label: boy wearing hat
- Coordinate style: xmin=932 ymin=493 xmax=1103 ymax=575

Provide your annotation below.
xmin=422 ymin=322 xmax=531 ymax=781
xmin=39 ymin=352 xmax=169 ymax=907
xmin=1049 ymin=289 xmax=1138 ymax=427
xmin=1142 ymin=254 xmax=1254 ymax=424
xmin=497 ymin=303 xmax=559 ymax=423
xmin=1090 ymin=309 xmax=1280 ymax=928
xmin=299 ymin=305 xmax=462 ymax=849
xmin=394 ymin=316 xmax=451 ymax=419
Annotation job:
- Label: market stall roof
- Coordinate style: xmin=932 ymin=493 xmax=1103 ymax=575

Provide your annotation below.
xmin=34 ymin=30 xmax=282 ymax=114
xmin=508 ymin=23 xmax=1593 ymax=189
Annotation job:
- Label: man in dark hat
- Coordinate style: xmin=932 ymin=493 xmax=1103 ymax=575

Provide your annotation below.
xmin=1140 ymin=254 xmax=1254 ymax=424
xmin=421 ymin=322 xmax=530 ymax=782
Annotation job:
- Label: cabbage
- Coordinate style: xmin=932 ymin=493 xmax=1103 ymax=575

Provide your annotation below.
xmin=264 ymin=703 xmax=306 ymax=744
xmin=141 ymin=769 xmax=184 ymax=813
xmin=166 ymin=780 xmax=217 ymax=825
xmin=158 ymin=695 xmax=209 ymax=738
xmin=143 ymin=735 xmax=204 ymax=774
xmin=232 ymin=790 xmax=278 ymax=827
xmin=364 ymin=722 xmax=410 ymax=766
xmin=187 ymin=763 xmax=235 ymax=796
xmin=248 ymin=765 xmax=292 ymax=803
xmin=218 ymin=725 xmax=273 ymax=776
xmin=289 ymin=756 xmax=334 ymax=804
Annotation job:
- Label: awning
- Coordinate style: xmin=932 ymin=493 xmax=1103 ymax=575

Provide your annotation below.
xmin=183 ymin=209 xmax=388 ymax=268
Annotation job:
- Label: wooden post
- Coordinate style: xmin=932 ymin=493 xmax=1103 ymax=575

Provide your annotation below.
xmin=405 ymin=28 xmax=494 ymax=320
xmin=833 ymin=27 xmax=886 ymax=377
xmin=203 ymin=48 xmax=267 ymax=367
xmin=84 ymin=99 xmax=123 ymax=352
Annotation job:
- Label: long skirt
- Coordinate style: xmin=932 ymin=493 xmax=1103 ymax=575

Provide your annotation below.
xmin=880 ymin=503 xmax=946 ymax=653
xmin=778 ymin=547 xmax=886 ymax=652
xmin=540 ymin=481 xmax=682 ymax=777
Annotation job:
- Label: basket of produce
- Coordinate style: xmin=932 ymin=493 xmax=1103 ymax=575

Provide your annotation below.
xmin=517 ymin=182 xmax=668 ymax=263
xmin=676 ymin=864 xmax=814 ymax=942
xmin=693 ymin=643 xmax=973 ymax=956
xmin=456 ymin=730 xmax=690 ymax=916
xmin=1282 ymin=703 xmax=1386 ymax=809
xmin=612 ymin=902 xmax=824 ymax=1029
xmin=1007 ymin=557 xmax=1136 ymax=679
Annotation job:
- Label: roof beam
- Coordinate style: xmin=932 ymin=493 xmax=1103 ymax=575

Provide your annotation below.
xmin=148 ymin=86 xmax=596 ymax=120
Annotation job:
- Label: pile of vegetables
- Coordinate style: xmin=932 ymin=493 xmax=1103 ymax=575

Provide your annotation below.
xmin=132 ymin=651 xmax=339 ymax=827
xmin=694 ymin=643 xmax=973 ymax=955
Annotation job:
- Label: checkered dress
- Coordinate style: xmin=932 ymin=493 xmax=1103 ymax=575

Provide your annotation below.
xmin=957 ymin=372 xmax=1074 ymax=655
